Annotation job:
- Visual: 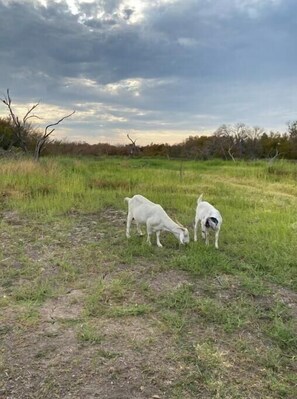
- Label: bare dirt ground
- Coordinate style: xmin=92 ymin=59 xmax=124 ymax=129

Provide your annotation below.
xmin=0 ymin=209 xmax=296 ymax=399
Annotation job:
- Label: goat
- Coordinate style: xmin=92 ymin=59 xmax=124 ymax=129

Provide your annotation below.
xmin=194 ymin=194 xmax=222 ymax=249
xmin=125 ymin=194 xmax=190 ymax=247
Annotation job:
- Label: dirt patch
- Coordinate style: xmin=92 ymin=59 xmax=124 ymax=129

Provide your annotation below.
xmin=1 ymin=208 xmax=296 ymax=399
xmin=89 ymin=316 xmax=187 ymax=399
xmin=1 ymin=313 xmax=180 ymax=399
xmin=148 ymin=269 xmax=192 ymax=294
xmin=40 ymin=289 xmax=85 ymax=322
xmin=211 ymin=274 xmax=242 ymax=301
xmin=271 ymin=285 xmax=297 ymax=318
xmin=1 ymin=210 xmax=24 ymax=225
xmin=98 ymin=207 xmax=127 ymax=225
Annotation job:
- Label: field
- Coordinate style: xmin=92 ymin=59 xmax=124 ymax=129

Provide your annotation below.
xmin=0 ymin=156 xmax=296 ymax=399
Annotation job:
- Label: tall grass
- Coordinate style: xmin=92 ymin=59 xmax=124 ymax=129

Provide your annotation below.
xmin=0 ymin=156 xmax=296 ymax=288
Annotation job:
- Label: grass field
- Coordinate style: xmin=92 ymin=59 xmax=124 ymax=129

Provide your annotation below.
xmin=0 ymin=156 xmax=296 ymax=398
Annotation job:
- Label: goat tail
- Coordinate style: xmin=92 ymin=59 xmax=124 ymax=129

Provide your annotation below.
xmin=124 ymin=197 xmax=131 ymax=203
xmin=197 ymin=194 xmax=203 ymax=204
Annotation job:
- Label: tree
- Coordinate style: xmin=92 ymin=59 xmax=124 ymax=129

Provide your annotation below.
xmin=214 ymin=123 xmax=251 ymax=160
xmin=0 ymin=117 xmax=14 ymax=150
xmin=2 ymin=89 xmax=40 ymax=152
xmin=126 ymin=133 xmax=140 ymax=156
xmin=287 ymin=121 xmax=297 ymax=159
xmin=214 ymin=124 xmax=236 ymax=161
xmin=245 ymin=126 xmax=265 ymax=159
xmin=34 ymin=111 xmax=75 ymax=161
xmin=288 ymin=120 xmax=297 ymax=140
xmin=181 ymin=135 xmax=214 ymax=160
xmin=1 ymin=89 xmax=75 ymax=160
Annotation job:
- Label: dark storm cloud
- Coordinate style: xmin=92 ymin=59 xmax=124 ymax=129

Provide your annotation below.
xmin=0 ymin=0 xmax=296 ymax=143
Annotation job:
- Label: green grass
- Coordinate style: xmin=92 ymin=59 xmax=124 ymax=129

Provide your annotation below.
xmin=77 ymin=323 xmax=104 ymax=344
xmin=0 ymin=156 xmax=296 ymax=398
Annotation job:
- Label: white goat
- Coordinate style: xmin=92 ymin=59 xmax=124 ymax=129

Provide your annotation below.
xmin=194 ymin=194 xmax=222 ymax=249
xmin=125 ymin=194 xmax=190 ymax=247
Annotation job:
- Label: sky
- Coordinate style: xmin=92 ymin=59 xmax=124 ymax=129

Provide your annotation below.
xmin=0 ymin=0 xmax=296 ymax=145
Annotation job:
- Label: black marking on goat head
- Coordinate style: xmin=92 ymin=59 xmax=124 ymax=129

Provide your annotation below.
xmin=205 ymin=217 xmax=218 ymax=229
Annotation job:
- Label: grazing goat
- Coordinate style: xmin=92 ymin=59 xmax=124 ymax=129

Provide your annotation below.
xmin=194 ymin=194 xmax=222 ymax=249
xmin=125 ymin=194 xmax=190 ymax=247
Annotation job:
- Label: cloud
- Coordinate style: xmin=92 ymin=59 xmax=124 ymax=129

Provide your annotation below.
xmin=0 ymin=0 xmax=296 ymax=144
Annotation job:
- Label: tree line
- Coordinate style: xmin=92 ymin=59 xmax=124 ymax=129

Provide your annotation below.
xmin=2 ymin=118 xmax=296 ymax=160
xmin=1 ymin=91 xmax=297 ymax=160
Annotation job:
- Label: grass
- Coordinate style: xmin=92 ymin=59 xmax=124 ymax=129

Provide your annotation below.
xmin=0 ymin=156 xmax=296 ymax=398
xmin=77 ymin=323 xmax=104 ymax=344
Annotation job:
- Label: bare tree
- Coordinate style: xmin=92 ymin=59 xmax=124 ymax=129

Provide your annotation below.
xmin=229 ymin=123 xmax=249 ymax=158
xmin=1 ymin=89 xmax=75 ymax=160
xmin=214 ymin=123 xmax=250 ymax=160
xmin=34 ymin=111 xmax=75 ymax=161
xmin=268 ymin=148 xmax=280 ymax=165
xmin=245 ymin=126 xmax=264 ymax=159
xmin=227 ymin=145 xmax=236 ymax=162
xmin=2 ymin=89 xmax=40 ymax=152
xmin=214 ymin=124 xmax=236 ymax=161
xmin=127 ymin=133 xmax=140 ymax=156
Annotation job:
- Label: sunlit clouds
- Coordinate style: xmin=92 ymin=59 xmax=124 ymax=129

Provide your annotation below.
xmin=0 ymin=0 xmax=296 ymax=144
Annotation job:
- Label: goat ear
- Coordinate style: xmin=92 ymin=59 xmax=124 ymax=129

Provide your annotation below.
xmin=179 ymin=231 xmax=185 ymax=244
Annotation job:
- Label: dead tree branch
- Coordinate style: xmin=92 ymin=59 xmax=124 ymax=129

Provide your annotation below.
xmin=34 ymin=111 xmax=75 ymax=160
xmin=228 ymin=146 xmax=236 ymax=162
xmin=127 ymin=133 xmax=139 ymax=156
xmin=2 ymin=89 xmax=40 ymax=152
xmin=268 ymin=149 xmax=279 ymax=165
